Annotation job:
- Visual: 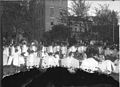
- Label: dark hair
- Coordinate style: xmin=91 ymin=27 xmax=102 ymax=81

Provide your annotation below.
xmin=86 ymin=46 xmax=99 ymax=58
xmin=69 ymin=52 xmax=74 ymax=56
xmin=48 ymin=53 xmax=53 ymax=56
xmin=55 ymin=52 xmax=59 ymax=55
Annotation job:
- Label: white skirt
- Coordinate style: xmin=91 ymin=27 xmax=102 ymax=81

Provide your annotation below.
xmin=99 ymin=60 xmax=115 ymax=74
xmin=19 ymin=55 xmax=25 ymax=66
xmin=69 ymin=58 xmax=80 ymax=69
xmin=80 ymin=58 xmax=99 ymax=73
xmin=13 ymin=54 xmax=20 ymax=67
xmin=27 ymin=54 xmax=35 ymax=67
xmin=3 ymin=54 xmax=8 ymax=66
xmin=7 ymin=56 xmax=14 ymax=65
xmin=41 ymin=56 xmax=49 ymax=69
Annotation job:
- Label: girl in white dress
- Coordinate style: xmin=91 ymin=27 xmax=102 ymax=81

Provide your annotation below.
xmin=7 ymin=45 xmax=15 ymax=65
xmin=54 ymin=53 xmax=60 ymax=67
xmin=17 ymin=45 xmax=25 ymax=66
xmin=41 ymin=52 xmax=49 ymax=69
xmin=3 ymin=46 xmax=9 ymax=66
xmin=80 ymin=58 xmax=99 ymax=73
xmin=80 ymin=46 xmax=99 ymax=73
xmin=113 ymin=58 xmax=119 ymax=73
xmin=99 ymin=59 xmax=115 ymax=74
xmin=12 ymin=48 xmax=20 ymax=67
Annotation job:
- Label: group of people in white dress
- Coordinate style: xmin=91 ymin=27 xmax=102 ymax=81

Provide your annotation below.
xmin=3 ymin=39 xmax=119 ymax=75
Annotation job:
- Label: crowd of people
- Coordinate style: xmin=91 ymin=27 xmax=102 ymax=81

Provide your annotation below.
xmin=3 ymin=39 xmax=119 ymax=76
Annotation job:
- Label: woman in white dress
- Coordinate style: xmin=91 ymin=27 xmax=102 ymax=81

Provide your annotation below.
xmin=80 ymin=46 xmax=99 ymax=73
xmin=98 ymin=59 xmax=115 ymax=74
xmin=65 ymin=52 xmax=79 ymax=73
xmin=12 ymin=47 xmax=20 ymax=67
xmin=26 ymin=44 xmax=36 ymax=68
xmin=3 ymin=46 xmax=9 ymax=66
xmin=54 ymin=53 xmax=60 ymax=67
xmin=113 ymin=58 xmax=119 ymax=73
xmin=7 ymin=45 xmax=15 ymax=65
xmin=61 ymin=44 xmax=67 ymax=58
xmin=17 ymin=45 xmax=25 ymax=66
xmin=41 ymin=52 xmax=49 ymax=69
xmin=61 ymin=54 xmax=70 ymax=68
xmin=32 ymin=45 xmax=40 ymax=68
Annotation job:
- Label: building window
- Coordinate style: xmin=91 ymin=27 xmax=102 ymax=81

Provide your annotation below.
xmin=50 ymin=7 xmax=54 ymax=17
xmin=61 ymin=0 xmax=64 ymax=4
xmin=51 ymin=22 xmax=54 ymax=25
xmin=50 ymin=0 xmax=54 ymax=3
xmin=50 ymin=18 xmax=54 ymax=26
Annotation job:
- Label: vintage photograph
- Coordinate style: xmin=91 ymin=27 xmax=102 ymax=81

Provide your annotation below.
xmin=1 ymin=0 xmax=120 ymax=87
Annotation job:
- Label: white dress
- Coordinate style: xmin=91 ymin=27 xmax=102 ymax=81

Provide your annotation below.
xmin=18 ymin=55 xmax=25 ymax=66
xmin=27 ymin=53 xmax=35 ymax=67
xmin=3 ymin=47 xmax=9 ymax=66
xmin=61 ymin=57 xmax=69 ymax=68
xmin=3 ymin=54 xmax=8 ymax=66
xmin=48 ymin=56 xmax=56 ymax=67
xmin=22 ymin=45 xmax=28 ymax=57
xmin=53 ymin=46 xmax=57 ymax=53
xmin=17 ymin=46 xmax=25 ymax=66
xmin=99 ymin=60 xmax=115 ymax=74
xmin=33 ymin=52 xmax=40 ymax=67
xmin=41 ymin=54 xmax=49 ymax=69
xmin=69 ymin=46 xmax=77 ymax=53
xmin=17 ymin=46 xmax=21 ymax=55
xmin=54 ymin=55 xmax=60 ymax=67
xmin=113 ymin=59 xmax=119 ymax=73
xmin=48 ymin=46 xmax=54 ymax=53
xmin=61 ymin=46 xmax=67 ymax=55
xmin=78 ymin=46 xmax=86 ymax=53
xmin=13 ymin=52 xmax=20 ymax=66
xmin=80 ymin=58 xmax=99 ymax=73
xmin=69 ymin=57 xmax=80 ymax=69
xmin=56 ymin=46 xmax=60 ymax=52
xmin=42 ymin=46 xmax=46 ymax=53
xmin=7 ymin=46 xmax=15 ymax=65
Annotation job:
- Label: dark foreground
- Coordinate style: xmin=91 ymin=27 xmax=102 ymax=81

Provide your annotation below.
xmin=2 ymin=67 xmax=119 ymax=87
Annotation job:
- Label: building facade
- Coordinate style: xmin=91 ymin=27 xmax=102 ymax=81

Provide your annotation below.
xmin=30 ymin=0 xmax=68 ymax=40
xmin=45 ymin=0 xmax=68 ymax=31
xmin=1 ymin=0 xmax=68 ymax=41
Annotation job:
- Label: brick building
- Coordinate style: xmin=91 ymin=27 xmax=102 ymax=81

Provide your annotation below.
xmin=45 ymin=0 xmax=68 ymax=31
xmin=31 ymin=0 xmax=68 ymax=40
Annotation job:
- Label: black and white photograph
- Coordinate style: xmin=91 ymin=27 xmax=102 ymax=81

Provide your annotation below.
xmin=0 ymin=0 xmax=120 ymax=87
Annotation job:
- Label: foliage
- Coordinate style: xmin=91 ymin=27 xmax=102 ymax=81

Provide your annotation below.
xmin=93 ymin=4 xmax=119 ymax=25
xmin=69 ymin=0 xmax=90 ymax=17
xmin=58 ymin=0 xmax=91 ymax=40
xmin=90 ymin=4 xmax=119 ymax=43
xmin=1 ymin=1 xmax=34 ymax=42
xmin=59 ymin=0 xmax=90 ymax=24
xmin=58 ymin=8 xmax=71 ymax=25
xmin=44 ymin=24 xmax=71 ymax=42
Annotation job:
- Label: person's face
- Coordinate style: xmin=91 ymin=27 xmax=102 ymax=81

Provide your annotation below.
xmin=114 ymin=48 xmax=117 ymax=52
xmin=106 ymin=48 xmax=110 ymax=50
xmin=55 ymin=55 xmax=59 ymax=58
xmin=71 ymin=53 xmax=74 ymax=57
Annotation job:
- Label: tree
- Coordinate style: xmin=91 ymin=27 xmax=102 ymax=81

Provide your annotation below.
xmin=59 ymin=0 xmax=90 ymax=24
xmin=44 ymin=24 xmax=71 ymax=42
xmin=58 ymin=0 xmax=91 ymax=41
xmin=1 ymin=0 xmax=33 ymax=42
xmin=69 ymin=0 xmax=90 ymax=17
xmin=93 ymin=4 xmax=119 ymax=25
xmin=91 ymin=4 xmax=119 ymax=42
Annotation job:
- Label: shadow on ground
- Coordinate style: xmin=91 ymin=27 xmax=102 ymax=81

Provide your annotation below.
xmin=2 ymin=67 xmax=119 ymax=87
